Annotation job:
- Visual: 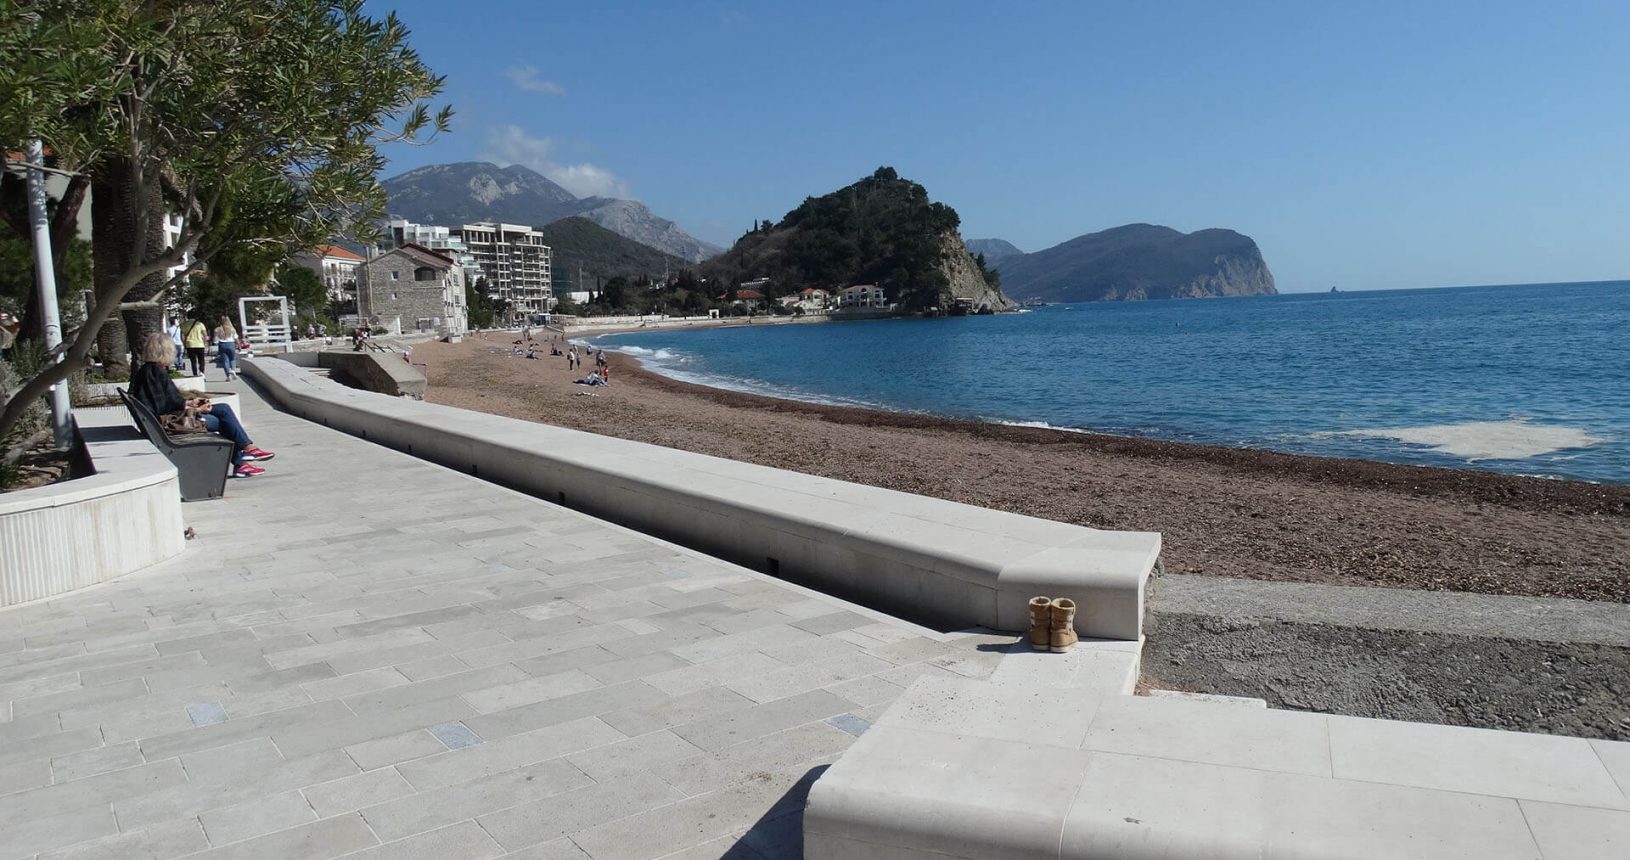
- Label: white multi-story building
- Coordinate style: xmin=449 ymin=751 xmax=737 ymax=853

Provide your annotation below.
xmin=381 ymin=219 xmax=482 ymax=291
xmin=454 ymin=222 xmax=553 ymax=317
xmin=289 ymin=245 xmax=366 ymax=302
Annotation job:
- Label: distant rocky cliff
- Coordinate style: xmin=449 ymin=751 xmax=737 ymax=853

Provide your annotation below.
xmin=994 ymin=224 xmax=1277 ymax=302
xmin=941 ymin=234 xmax=1016 ymax=311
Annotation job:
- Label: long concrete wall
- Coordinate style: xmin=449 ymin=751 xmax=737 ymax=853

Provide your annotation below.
xmin=0 ymin=411 xmax=186 ymax=606
xmin=244 ymin=356 xmax=1161 ymax=639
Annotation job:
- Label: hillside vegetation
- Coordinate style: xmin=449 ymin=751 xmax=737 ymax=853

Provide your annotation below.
xmin=700 ymin=167 xmax=1009 ymax=310
xmin=537 ymin=217 xmax=689 ymax=293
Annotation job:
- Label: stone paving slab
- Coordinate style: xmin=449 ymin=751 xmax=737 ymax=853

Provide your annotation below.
xmin=0 ymin=380 xmax=1029 ymax=860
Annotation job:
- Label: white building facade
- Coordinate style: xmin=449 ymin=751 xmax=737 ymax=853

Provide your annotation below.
xmin=289 ymin=245 xmax=366 ymax=302
xmin=454 ymin=222 xmax=553 ymax=317
xmin=382 ymin=220 xmax=482 ymax=292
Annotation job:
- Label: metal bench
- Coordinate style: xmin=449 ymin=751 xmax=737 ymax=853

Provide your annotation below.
xmin=117 ymin=388 xmax=234 ymax=501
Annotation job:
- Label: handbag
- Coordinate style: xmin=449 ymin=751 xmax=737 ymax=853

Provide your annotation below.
xmin=161 ymin=406 xmax=207 ymax=435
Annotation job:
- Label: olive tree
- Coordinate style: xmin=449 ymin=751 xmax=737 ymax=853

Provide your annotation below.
xmin=0 ymin=0 xmax=450 ymax=443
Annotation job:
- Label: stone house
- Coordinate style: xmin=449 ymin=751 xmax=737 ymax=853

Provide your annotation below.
xmin=356 ymin=243 xmax=468 ymax=336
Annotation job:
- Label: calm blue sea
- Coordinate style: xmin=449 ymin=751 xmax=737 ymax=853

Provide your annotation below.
xmin=591 ymin=281 xmax=1630 ymax=484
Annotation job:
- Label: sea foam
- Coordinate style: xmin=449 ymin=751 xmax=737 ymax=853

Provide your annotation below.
xmin=1332 ymin=419 xmax=1604 ymax=461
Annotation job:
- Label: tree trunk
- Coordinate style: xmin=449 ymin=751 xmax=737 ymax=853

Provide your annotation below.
xmin=90 ymin=160 xmax=164 ymax=379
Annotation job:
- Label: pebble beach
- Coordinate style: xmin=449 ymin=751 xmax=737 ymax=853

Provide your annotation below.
xmin=411 ymin=330 xmax=1630 ymax=604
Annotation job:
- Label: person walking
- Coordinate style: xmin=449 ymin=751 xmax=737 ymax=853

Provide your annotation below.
xmin=166 ymin=317 xmax=184 ymax=370
xmin=214 ymin=316 xmax=240 ymax=381
xmin=131 ymin=333 xmax=274 ymax=478
xmin=182 ymin=316 xmax=209 ymax=376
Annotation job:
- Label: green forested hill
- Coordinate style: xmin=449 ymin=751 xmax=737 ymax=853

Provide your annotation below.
xmin=537 ymin=217 xmax=690 ymax=293
xmin=699 ymin=167 xmax=1009 ymax=310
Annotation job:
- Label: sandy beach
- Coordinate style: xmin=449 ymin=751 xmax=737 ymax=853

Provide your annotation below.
xmin=412 ymin=330 xmax=1630 ymax=603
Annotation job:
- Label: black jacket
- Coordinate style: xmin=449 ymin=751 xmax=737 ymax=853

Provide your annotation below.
xmin=130 ymin=361 xmax=186 ymax=417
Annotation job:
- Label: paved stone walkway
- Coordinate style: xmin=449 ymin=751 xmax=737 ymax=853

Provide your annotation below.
xmin=0 ymin=382 xmax=1015 ymax=860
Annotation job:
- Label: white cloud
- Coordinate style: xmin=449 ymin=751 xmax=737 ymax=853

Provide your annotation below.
xmin=482 ymin=125 xmax=631 ymax=199
xmin=505 ymin=64 xmax=565 ymax=96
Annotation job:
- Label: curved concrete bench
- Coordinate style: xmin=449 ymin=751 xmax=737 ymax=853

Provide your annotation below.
xmin=805 ymin=675 xmax=1630 ymax=859
xmin=243 ymin=356 xmax=1160 ymax=639
xmin=0 ymin=411 xmax=186 ymax=606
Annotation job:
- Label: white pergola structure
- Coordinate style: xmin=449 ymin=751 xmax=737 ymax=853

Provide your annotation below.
xmin=237 ymin=295 xmax=292 ymax=349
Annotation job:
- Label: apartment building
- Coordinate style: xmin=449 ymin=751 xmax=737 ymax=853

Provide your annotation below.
xmin=454 ymin=222 xmax=553 ymax=316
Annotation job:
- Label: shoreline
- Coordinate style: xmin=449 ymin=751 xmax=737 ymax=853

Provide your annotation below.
xmin=413 ymin=332 xmax=1629 ymax=603
xmin=577 ymin=330 xmax=1627 ymax=511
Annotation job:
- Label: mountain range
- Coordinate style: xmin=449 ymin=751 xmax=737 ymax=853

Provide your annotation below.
xmin=982 ymin=224 xmax=1277 ymax=301
xmin=381 ymin=162 xmax=721 ymax=263
xmin=964 ymin=238 xmax=1026 ymax=266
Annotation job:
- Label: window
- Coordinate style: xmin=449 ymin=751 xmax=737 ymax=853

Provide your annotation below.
xmin=389 ymin=270 xmax=399 ymax=280
xmin=390 ymin=291 xmax=397 ymax=300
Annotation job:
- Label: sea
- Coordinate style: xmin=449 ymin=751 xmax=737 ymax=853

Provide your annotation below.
xmin=589 ymin=281 xmax=1630 ymax=484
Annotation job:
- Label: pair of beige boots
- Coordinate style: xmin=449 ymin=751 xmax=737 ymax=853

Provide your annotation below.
xmin=1027 ymin=597 xmax=1079 ymax=653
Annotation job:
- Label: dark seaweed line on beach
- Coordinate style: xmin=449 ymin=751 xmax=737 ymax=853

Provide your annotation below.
xmin=609 ymin=353 xmax=1630 ymax=519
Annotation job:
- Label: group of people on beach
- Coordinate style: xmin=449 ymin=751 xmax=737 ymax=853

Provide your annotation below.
xmin=564 ymin=344 xmax=610 ymax=383
xmin=491 ymin=327 xmax=612 ymax=385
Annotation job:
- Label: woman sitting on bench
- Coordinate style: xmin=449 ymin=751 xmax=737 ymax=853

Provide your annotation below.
xmin=131 ymin=333 xmax=275 ymax=479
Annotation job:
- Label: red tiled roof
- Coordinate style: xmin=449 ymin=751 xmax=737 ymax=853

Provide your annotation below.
xmin=737 ymin=289 xmax=764 ymax=299
xmin=312 ymin=244 xmax=366 ymax=262
xmin=393 ymin=243 xmax=453 ymax=269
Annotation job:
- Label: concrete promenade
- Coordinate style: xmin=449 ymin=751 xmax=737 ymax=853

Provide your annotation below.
xmin=0 ymin=382 xmax=1022 ymax=859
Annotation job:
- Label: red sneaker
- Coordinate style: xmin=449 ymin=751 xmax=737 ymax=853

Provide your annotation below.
xmin=231 ymin=463 xmax=265 ymax=478
xmin=242 ymin=447 xmax=276 ymax=462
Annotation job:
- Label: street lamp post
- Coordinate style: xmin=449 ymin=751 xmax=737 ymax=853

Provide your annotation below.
xmin=23 ymin=140 xmax=72 ymax=448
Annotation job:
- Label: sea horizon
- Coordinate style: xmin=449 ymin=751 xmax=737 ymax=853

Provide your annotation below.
xmin=589 ymin=279 xmax=1630 ymax=485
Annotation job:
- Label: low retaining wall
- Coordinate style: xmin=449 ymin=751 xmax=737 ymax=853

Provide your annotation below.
xmin=243 ymin=356 xmax=1160 ymax=639
xmin=275 ymin=350 xmax=426 ymax=398
xmin=0 ymin=412 xmax=186 ymax=606
xmin=806 ymin=675 xmax=1630 ymax=859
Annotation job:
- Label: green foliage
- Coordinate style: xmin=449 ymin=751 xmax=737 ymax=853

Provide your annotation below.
xmin=700 ymin=166 xmax=957 ymax=309
xmin=552 ymin=294 xmax=580 ymax=316
xmin=975 ymin=252 xmax=1001 ymax=290
xmin=273 ymin=264 xmax=327 ymax=316
xmin=0 ymin=232 xmax=90 ymax=321
xmin=0 ymin=340 xmax=49 ymax=485
xmin=0 ymin=0 xmax=451 ymax=441
xmin=464 ymin=276 xmax=506 ymax=328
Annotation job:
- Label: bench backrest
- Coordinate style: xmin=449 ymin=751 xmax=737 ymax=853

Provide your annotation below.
xmin=117 ymin=388 xmax=172 ymax=450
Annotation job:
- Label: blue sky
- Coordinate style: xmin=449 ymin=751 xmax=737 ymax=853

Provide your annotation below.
xmin=374 ymin=0 xmax=1629 ymax=292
